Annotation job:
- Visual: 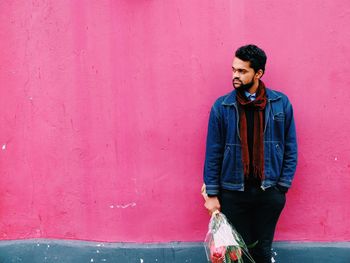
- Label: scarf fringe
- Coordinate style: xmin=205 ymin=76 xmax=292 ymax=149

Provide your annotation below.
xmin=253 ymin=165 xmax=264 ymax=180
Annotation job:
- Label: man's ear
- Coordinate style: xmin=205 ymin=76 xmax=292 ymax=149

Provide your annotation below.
xmin=255 ymin=69 xmax=264 ymax=79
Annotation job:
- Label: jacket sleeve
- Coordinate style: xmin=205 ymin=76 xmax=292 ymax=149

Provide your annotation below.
xmin=278 ymin=99 xmax=298 ymax=188
xmin=203 ymin=104 xmax=224 ymax=195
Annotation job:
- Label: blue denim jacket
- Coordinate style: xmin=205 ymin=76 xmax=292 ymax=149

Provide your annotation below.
xmin=204 ymin=88 xmax=297 ymax=195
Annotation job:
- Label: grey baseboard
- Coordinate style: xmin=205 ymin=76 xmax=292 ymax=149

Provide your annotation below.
xmin=0 ymin=239 xmax=349 ymax=262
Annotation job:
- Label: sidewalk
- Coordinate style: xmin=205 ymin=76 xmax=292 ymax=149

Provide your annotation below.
xmin=0 ymin=239 xmax=349 ymax=262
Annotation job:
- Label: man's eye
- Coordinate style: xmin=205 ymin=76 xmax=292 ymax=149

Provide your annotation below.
xmin=233 ymin=69 xmax=247 ymax=74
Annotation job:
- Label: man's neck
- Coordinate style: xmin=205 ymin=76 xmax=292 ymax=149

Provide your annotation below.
xmin=247 ymin=80 xmax=259 ymax=94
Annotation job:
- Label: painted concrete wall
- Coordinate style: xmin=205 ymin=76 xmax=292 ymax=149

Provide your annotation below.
xmin=0 ymin=0 xmax=349 ymax=243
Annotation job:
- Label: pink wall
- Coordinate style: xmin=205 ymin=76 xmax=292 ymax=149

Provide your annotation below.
xmin=0 ymin=0 xmax=349 ymax=242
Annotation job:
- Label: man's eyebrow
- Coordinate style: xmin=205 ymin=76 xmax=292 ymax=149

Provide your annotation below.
xmin=232 ymin=66 xmax=248 ymax=71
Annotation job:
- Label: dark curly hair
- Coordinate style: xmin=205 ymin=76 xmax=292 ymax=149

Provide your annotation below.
xmin=235 ymin=44 xmax=267 ymax=74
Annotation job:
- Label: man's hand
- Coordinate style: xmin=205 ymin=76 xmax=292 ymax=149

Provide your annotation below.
xmin=204 ymin=196 xmax=221 ymax=215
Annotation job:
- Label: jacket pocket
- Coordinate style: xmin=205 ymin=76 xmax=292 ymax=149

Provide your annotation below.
xmin=265 ymin=141 xmax=283 ymax=180
xmin=221 ymin=144 xmax=242 ymax=184
xmin=223 ymin=146 xmax=230 ymax=163
xmin=275 ymin=143 xmax=284 ymax=159
xmin=273 ymin=112 xmax=285 ymax=121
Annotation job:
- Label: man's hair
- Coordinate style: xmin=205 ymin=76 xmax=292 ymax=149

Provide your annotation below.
xmin=235 ymin=44 xmax=267 ymax=73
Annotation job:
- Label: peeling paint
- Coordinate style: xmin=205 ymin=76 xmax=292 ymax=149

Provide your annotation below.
xmin=110 ymin=202 xmax=136 ymax=209
xmin=116 ymin=202 xmax=136 ymax=209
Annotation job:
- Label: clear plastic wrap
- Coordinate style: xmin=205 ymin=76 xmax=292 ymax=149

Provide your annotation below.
xmin=204 ymin=211 xmax=255 ymax=263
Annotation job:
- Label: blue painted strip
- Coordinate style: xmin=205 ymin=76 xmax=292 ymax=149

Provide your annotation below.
xmin=0 ymin=240 xmax=349 ymax=262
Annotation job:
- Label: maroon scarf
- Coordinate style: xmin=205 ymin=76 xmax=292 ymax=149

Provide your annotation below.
xmin=236 ymin=81 xmax=267 ymax=179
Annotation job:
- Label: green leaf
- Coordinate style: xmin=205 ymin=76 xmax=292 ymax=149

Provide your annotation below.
xmin=247 ymin=240 xmax=258 ymax=248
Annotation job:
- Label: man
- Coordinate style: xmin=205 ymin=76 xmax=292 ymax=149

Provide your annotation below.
xmin=203 ymin=44 xmax=297 ymax=263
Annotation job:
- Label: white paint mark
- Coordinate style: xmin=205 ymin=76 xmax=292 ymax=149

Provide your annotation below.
xmin=273 ymin=251 xmax=277 ymax=255
xmin=140 ymin=259 xmax=144 ymax=263
xmin=97 ymin=244 xmax=102 ymax=247
xmin=335 ymin=157 xmax=338 ymax=161
xmin=90 ymin=259 xmax=94 ymax=262
xmin=110 ymin=205 xmax=114 ymax=209
xmin=37 ymin=244 xmax=40 ymax=246
xmin=47 ymin=244 xmax=50 ymax=248
xmin=115 ymin=202 xmax=136 ymax=209
xmin=2 ymin=144 xmax=6 ymax=150
xmin=271 ymin=257 xmax=275 ymax=263
xmin=96 ymin=250 xmax=100 ymax=253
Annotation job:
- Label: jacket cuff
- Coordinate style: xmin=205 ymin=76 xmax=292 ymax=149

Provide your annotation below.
xmin=205 ymin=184 xmax=220 ymax=196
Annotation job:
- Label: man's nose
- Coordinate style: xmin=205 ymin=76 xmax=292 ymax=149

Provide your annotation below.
xmin=233 ymin=71 xmax=240 ymax=79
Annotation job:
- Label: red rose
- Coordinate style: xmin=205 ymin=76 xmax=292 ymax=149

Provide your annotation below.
xmin=210 ymin=242 xmax=226 ymax=263
xmin=229 ymin=247 xmax=242 ymax=261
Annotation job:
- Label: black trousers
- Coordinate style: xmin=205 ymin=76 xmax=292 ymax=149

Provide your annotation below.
xmin=219 ymin=186 xmax=286 ymax=263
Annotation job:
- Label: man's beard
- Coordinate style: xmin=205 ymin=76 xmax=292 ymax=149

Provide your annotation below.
xmin=232 ymin=78 xmax=255 ymax=91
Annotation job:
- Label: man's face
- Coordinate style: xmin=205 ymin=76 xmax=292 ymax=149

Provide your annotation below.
xmin=232 ymin=57 xmax=257 ymax=90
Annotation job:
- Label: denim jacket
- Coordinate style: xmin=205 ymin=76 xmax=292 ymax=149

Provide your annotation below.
xmin=203 ymin=88 xmax=297 ymax=195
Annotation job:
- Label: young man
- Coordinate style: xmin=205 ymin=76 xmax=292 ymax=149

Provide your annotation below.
xmin=203 ymin=45 xmax=297 ymax=263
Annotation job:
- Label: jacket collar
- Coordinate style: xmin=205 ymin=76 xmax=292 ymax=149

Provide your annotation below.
xmin=222 ymin=88 xmax=281 ymax=106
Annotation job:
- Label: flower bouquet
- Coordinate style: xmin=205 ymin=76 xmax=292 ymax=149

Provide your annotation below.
xmin=204 ymin=211 xmax=255 ymax=263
